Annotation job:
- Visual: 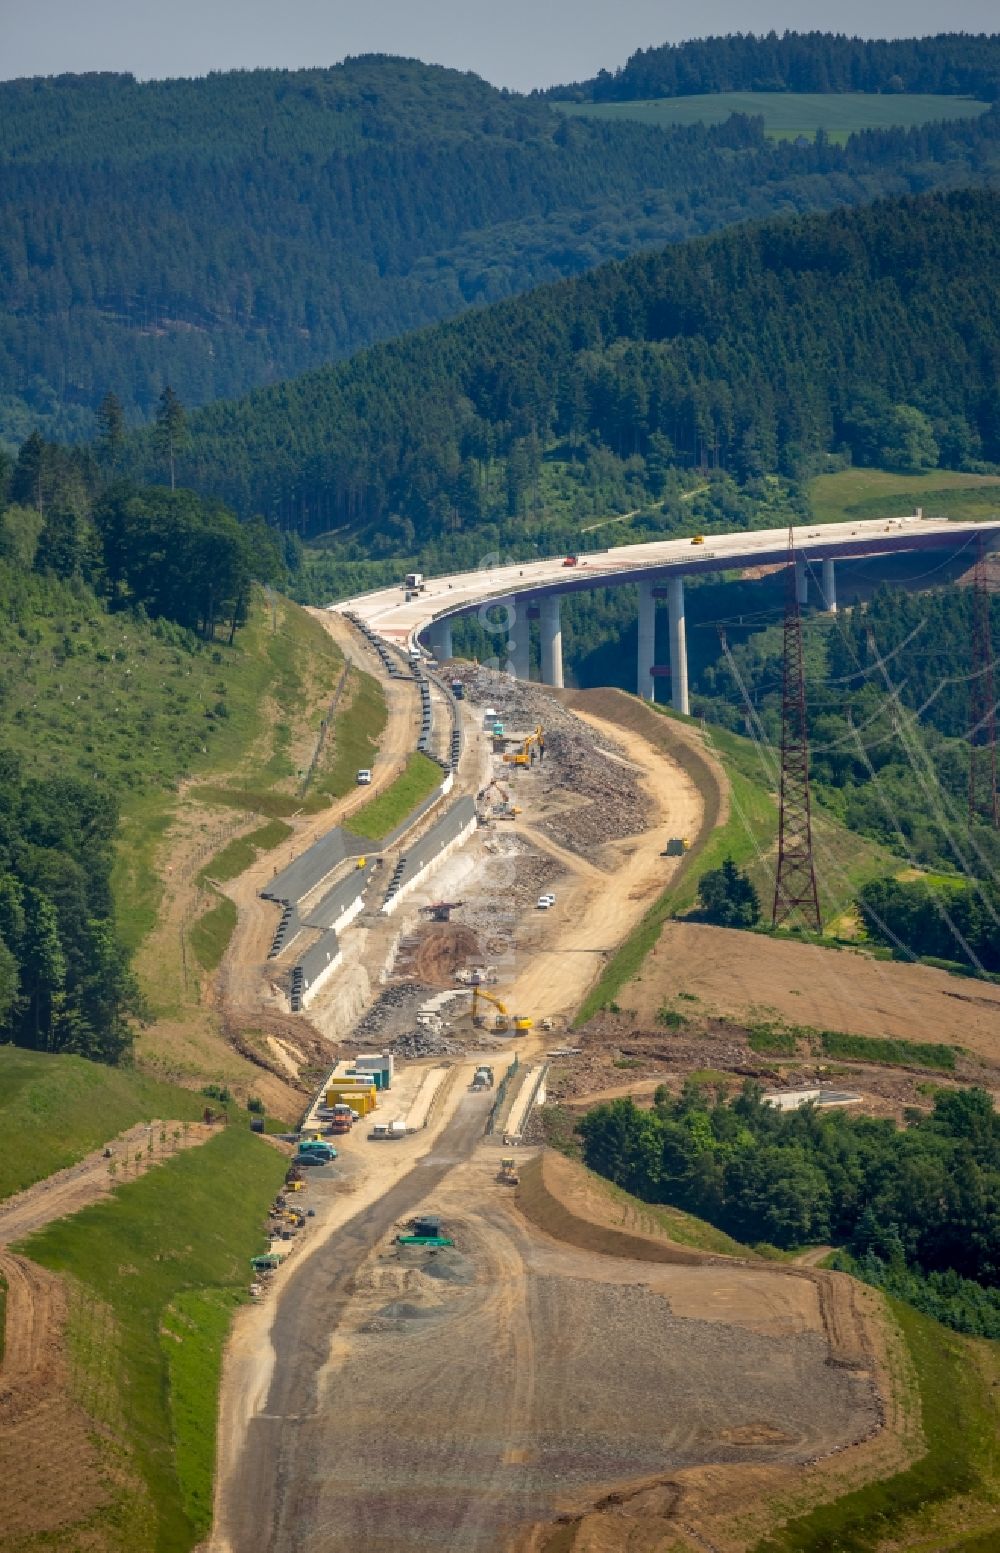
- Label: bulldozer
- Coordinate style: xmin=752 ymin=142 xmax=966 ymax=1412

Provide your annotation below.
xmin=497 ymin=1158 xmax=520 ymax=1186
xmin=471 ymin=985 xmax=533 ymax=1034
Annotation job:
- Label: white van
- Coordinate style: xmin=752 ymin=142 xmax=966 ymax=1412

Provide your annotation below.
xmin=356 ymin=769 xmax=372 ymax=785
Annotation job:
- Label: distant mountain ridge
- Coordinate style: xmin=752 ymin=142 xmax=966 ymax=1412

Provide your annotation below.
xmin=130 ymin=187 xmax=1000 ymax=553
xmin=2 ymin=44 xmax=1000 ymax=446
xmin=544 ymin=30 xmax=1000 ymax=103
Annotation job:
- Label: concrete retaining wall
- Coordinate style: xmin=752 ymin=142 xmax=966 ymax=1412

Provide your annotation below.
xmin=297 ymin=931 xmax=342 ymax=1009
xmin=381 ymin=797 xmax=477 ymax=916
xmin=305 ymin=859 xmax=378 ymax=935
xmin=263 ymin=826 xmax=366 ymax=909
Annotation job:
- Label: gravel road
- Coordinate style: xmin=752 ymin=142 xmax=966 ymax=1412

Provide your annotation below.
xmin=216 ymin=1091 xmax=494 ymax=1553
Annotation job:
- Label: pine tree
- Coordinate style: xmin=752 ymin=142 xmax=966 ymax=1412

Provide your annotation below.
xmin=96 ymin=390 xmax=125 ymax=475
xmin=154 ymin=386 xmax=186 ymax=491
xmin=10 ymin=431 xmax=46 ymax=512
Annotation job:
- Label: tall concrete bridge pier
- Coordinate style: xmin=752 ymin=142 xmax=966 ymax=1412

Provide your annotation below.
xmin=338 ymin=516 xmax=1000 ymax=709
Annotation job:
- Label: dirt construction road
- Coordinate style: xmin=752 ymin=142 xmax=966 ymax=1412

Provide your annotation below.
xmin=218 ymin=1136 xmax=878 ymax=1553
xmin=216 ymin=1090 xmax=494 ymax=1553
xmin=0 ymin=1122 xmax=216 ymax=1244
xmin=503 ymin=708 xmax=702 ymax=1024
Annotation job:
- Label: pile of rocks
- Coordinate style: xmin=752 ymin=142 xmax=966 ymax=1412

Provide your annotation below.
xmin=540 ymin=727 xmax=647 ymax=854
xmin=381 ymin=1026 xmax=468 ymax=1058
xmin=455 ymin=666 xmax=649 ymax=856
xmin=343 ymin=984 xmax=435 ymax=1047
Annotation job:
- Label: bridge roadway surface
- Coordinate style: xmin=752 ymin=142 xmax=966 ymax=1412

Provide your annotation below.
xmin=336 ymin=515 xmax=1000 ymax=649
xmin=222 ymin=1090 xmax=493 ymax=1553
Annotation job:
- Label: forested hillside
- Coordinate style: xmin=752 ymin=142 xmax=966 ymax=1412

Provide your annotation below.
xmin=579 ymin=1086 xmax=1000 ymax=1334
xmin=692 ymin=580 xmax=1000 ymax=897
xmin=4 ymin=51 xmax=1000 ymax=444
xmin=547 ymin=30 xmax=1000 ymax=102
xmin=0 ymin=442 xmax=288 ymax=1064
xmin=136 ymin=188 xmax=1000 ymax=556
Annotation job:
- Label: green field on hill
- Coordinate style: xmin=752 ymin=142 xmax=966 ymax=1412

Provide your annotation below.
xmin=808 ymin=467 xmax=1000 ymax=525
xmin=0 ymin=1048 xmax=208 ymax=1201
xmin=555 ymin=92 xmax=991 ymax=144
xmin=344 ymin=751 xmax=443 ymax=841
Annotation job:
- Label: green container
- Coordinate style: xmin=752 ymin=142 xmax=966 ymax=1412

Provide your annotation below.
xmin=397 ymin=1235 xmax=454 ymax=1247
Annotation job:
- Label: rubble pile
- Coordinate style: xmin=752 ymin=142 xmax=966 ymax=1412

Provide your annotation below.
xmin=540 ymin=727 xmax=647 ymax=854
xmin=452 ymin=835 xmax=559 ymax=954
xmin=343 ymin=984 xmax=436 ymax=1047
xmin=453 ymin=666 xmax=649 ymax=857
xmin=381 ymin=1026 xmax=468 ymax=1058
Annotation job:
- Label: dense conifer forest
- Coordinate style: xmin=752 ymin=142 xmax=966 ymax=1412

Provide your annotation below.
xmin=133 ymin=188 xmax=1000 ymax=546
xmin=547 ymin=30 xmax=1000 ymax=102
xmin=4 ymin=50 xmax=1000 ymax=444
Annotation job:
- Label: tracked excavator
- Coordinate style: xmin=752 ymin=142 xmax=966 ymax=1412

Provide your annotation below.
xmin=477 ymin=777 xmax=521 ymax=822
xmin=471 ymin=985 xmax=532 ymax=1033
xmin=503 ymin=724 xmax=544 ymax=769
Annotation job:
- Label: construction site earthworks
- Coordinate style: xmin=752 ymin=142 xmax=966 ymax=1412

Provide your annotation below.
xmin=196 ymin=621 xmax=1000 ymax=1553
xmin=6 ymin=605 xmax=1000 ymax=1553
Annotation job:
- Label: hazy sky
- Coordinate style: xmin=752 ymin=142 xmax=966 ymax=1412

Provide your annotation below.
xmin=5 ymin=1 xmax=999 ymax=92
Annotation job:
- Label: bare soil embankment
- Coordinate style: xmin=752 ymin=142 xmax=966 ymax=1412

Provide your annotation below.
xmin=508 ymin=1150 xmax=917 ymax=1553
xmin=634 ymin=921 xmax=1000 ymax=1063
xmin=0 ymin=1253 xmax=119 ymax=1541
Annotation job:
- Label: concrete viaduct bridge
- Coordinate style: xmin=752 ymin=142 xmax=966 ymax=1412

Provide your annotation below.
xmin=336 ymin=515 xmax=1000 ymax=714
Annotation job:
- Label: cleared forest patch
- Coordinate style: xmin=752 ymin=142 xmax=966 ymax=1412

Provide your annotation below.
xmin=624 ymin=921 xmax=1000 ymax=1066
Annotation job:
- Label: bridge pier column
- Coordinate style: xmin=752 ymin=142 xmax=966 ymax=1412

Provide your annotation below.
xmin=667 ymin=576 xmax=689 ymax=716
xmin=539 ymin=596 xmax=564 ymax=688
xmin=637 ymin=579 xmax=655 ymax=700
xmin=507 ymin=609 xmax=530 ymax=680
xmin=429 ymin=618 xmax=453 ymax=660
xmin=795 ymin=554 xmax=809 ymax=607
xmin=821 ymin=558 xmax=837 ymax=613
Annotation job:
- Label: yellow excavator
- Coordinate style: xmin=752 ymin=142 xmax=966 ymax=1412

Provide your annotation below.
xmin=503 ymin=724 xmax=545 ymax=769
xmin=471 ymin=985 xmax=533 ymax=1033
xmin=478 ymin=777 xmax=521 ymax=821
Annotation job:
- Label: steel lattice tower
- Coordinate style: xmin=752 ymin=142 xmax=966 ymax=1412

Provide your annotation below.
xmin=969 ymin=535 xmax=999 ymax=828
xmin=772 ymin=529 xmax=821 ymax=931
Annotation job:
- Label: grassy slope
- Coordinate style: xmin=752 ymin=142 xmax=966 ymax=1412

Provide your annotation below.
xmin=600 ymin=1176 xmax=751 ymax=1258
xmin=0 ymin=1047 xmax=208 ymax=1201
xmin=576 ymin=706 xmax=895 ymax=1021
xmin=17 ymin=1127 xmax=286 ymax=1553
xmin=110 ymin=592 xmax=351 ymax=951
xmin=808 ymin=467 xmax=1000 ymax=525
xmin=343 ymin=750 xmax=443 ymax=841
xmin=555 ymin=92 xmax=990 ymax=144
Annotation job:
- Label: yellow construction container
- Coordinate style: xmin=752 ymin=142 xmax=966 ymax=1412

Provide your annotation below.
xmin=326 ymin=1086 xmax=376 ymax=1115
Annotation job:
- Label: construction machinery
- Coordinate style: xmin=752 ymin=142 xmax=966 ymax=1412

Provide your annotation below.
xmin=503 ymin=724 xmax=545 ymax=769
xmin=661 ymin=837 xmax=691 ymax=857
xmin=421 ymin=900 xmax=465 ymax=921
xmin=477 ymin=778 xmax=521 ymax=823
xmin=497 ymin=1158 xmax=520 ymax=1186
xmin=471 ymin=985 xmax=533 ymax=1033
